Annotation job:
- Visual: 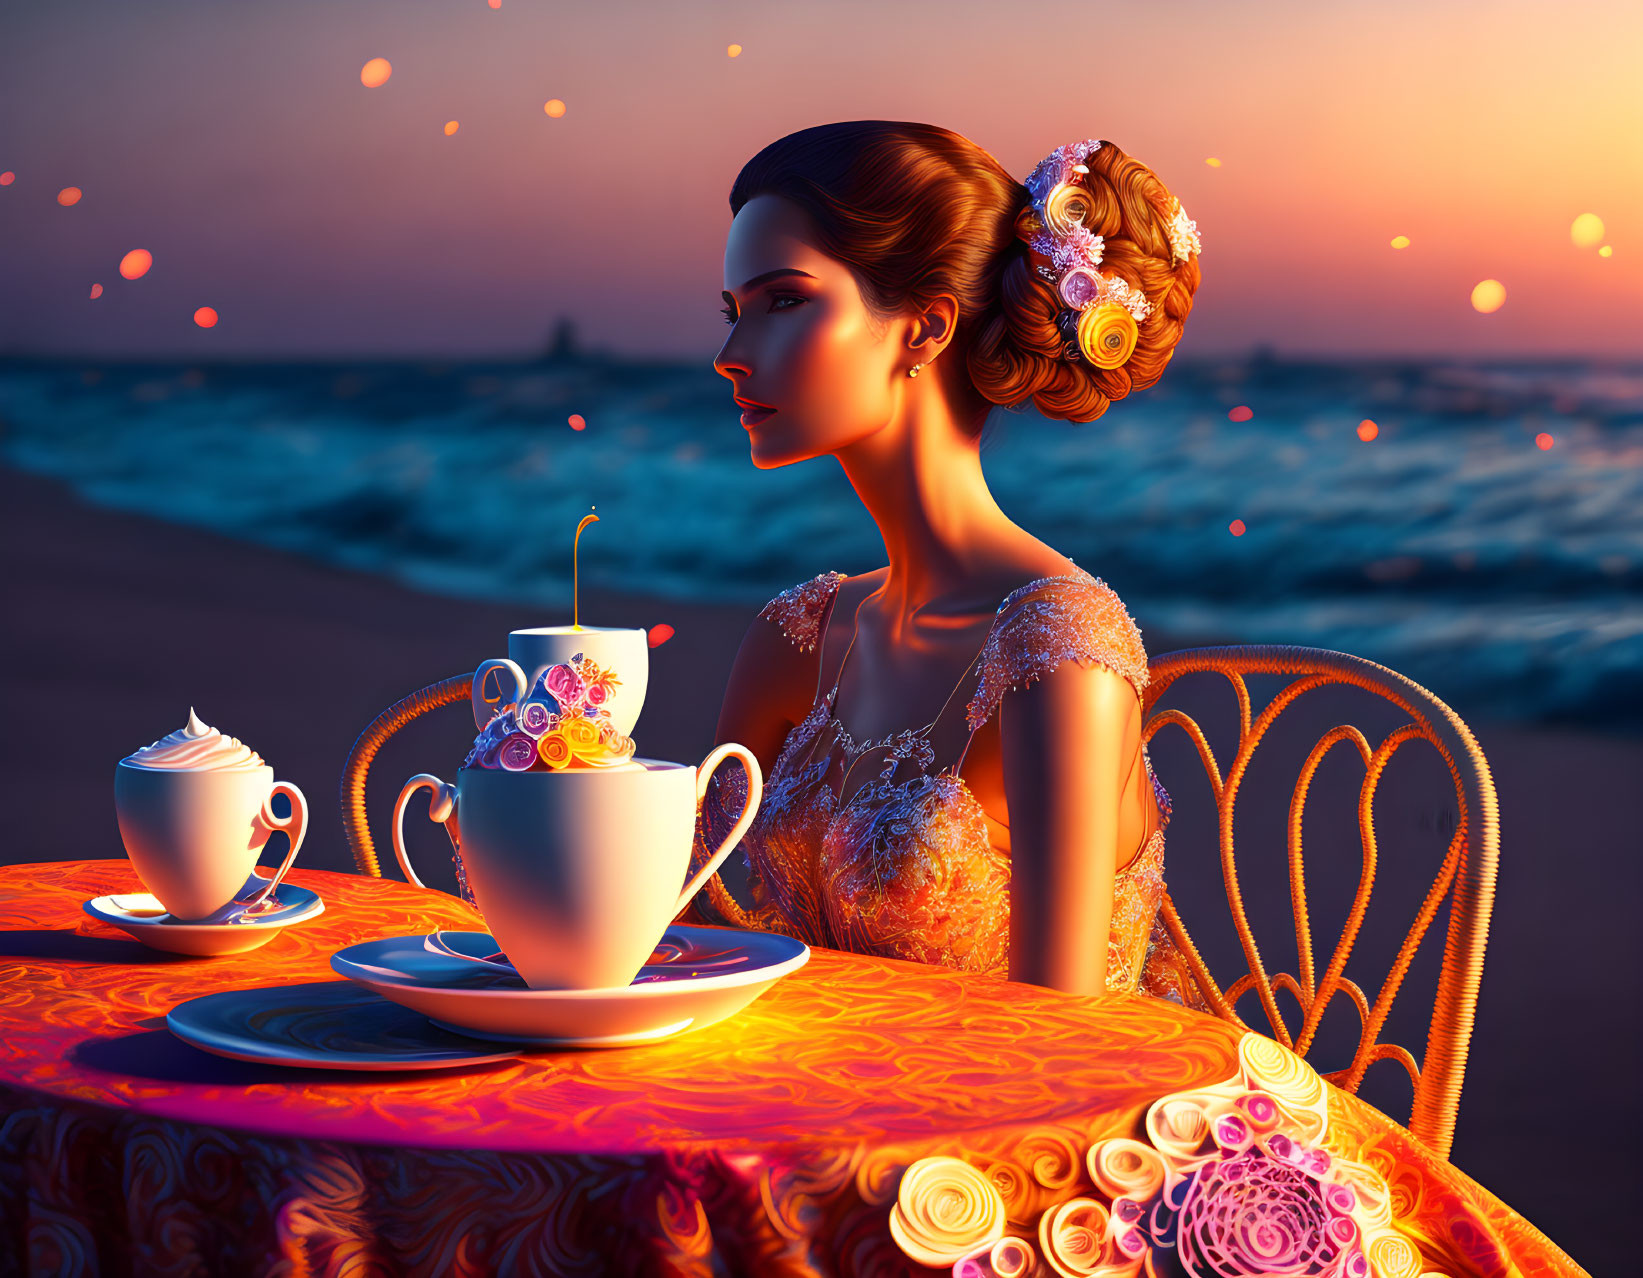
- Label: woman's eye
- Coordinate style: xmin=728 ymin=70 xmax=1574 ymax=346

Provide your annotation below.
xmin=721 ymin=295 xmax=804 ymax=326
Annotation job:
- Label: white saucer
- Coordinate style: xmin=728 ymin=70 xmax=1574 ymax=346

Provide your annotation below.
xmin=330 ymin=925 xmax=809 ymax=1047
xmin=167 ymin=981 xmax=531 ymax=1070
xmin=85 ymin=869 xmax=324 ymax=956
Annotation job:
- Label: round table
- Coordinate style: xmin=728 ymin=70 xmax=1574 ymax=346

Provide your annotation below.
xmin=0 ymin=862 xmax=1581 ymax=1277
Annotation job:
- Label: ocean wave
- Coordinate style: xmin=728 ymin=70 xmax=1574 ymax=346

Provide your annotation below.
xmin=3 ymin=354 xmax=1638 ymax=733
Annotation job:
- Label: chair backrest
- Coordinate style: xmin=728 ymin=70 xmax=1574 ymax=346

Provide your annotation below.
xmin=1141 ymin=644 xmax=1498 ymax=1161
xmin=341 ymin=673 xmax=474 ymax=878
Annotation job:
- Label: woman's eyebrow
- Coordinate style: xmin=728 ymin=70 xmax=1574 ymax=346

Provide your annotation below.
xmin=722 ymin=268 xmax=816 ymax=301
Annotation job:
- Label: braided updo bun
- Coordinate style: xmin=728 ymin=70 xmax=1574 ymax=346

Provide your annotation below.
xmin=728 ymin=121 xmax=1201 ymax=433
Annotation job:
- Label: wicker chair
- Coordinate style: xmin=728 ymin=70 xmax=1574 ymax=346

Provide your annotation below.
xmin=1141 ymin=645 xmax=1498 ymax=1161
xmin=341 ymin=645 xmax=1497 ymax=1161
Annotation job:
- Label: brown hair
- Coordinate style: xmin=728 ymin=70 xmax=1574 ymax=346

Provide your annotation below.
xmin=728 ymin=120 xmax=1202 ymax=431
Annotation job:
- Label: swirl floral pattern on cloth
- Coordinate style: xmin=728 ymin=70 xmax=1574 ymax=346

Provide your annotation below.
xmin=683 ymin=568 xmax=1208 ymax=1006
xmin=891 ymin=1032 xmax=1441 ymax=1277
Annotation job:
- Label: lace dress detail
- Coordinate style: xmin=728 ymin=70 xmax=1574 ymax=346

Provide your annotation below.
xmin=966 ymin=574 xmax=1151 ymax=733
xmin=682 ymin=568 xmax=1208 ymax=1008
xmin=757 ymin=570 xmax=848 ymax=652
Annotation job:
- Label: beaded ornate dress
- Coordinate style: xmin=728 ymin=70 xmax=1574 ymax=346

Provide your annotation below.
xmin=682 ymin=567 xmax=1206 ymax=1006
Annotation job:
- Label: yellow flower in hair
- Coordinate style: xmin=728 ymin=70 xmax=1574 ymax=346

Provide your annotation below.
xmin=1041 ymin=181 xmax=1094 ymax=237
xmin=1077 ymin=302 xmax=1138 ymax=369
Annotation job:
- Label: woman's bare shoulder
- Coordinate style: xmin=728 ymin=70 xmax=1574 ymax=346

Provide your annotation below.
xmin=716 ymin=569 xmax=862 ymax=758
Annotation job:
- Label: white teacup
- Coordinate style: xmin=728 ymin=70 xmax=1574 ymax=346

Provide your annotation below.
xmin=392 ymin=745 xmax=761 ymax=990
xmin=114 ymin=761 xmax=309 ymax=921
xmin=473 ymin=626 xmax=649 ymax=737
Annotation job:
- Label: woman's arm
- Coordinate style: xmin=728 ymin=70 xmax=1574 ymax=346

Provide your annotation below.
xmin=674 ymin=603 xmax=825 ymax=926
xmin=713 ymin=604 xmax=822 ymax=770
xmin=1000 ymin=659 xmax=1142 ymax=994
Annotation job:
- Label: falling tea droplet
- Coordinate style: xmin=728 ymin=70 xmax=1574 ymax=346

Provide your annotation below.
xmin=572 ymin=510 xmax=598 ymax=629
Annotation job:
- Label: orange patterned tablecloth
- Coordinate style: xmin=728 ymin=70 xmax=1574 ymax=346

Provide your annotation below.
xmin=0 ymin=861 xmax=1582 ymax=1277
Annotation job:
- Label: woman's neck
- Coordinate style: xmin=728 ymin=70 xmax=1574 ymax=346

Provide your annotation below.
xmin=833 ymin=398 xmax=1016 ymax=636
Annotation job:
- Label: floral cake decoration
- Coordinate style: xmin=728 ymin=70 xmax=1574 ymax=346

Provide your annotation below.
xmin=464 ymin=653 xmax=636 ymax=771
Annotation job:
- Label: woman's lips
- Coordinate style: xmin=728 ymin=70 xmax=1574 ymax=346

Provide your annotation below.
xmin=740 ymin=406 xmax=777 ymax=427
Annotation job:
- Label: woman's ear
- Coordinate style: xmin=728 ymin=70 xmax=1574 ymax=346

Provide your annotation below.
xmin=910 ymin=293 xmax=960 ymax=361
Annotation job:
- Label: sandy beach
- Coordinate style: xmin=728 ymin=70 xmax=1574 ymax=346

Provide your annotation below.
xmin=2 ymin=464 xmax=1632 ymax=1271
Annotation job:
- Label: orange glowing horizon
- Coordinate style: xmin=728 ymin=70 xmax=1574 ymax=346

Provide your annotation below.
xmin=0 ymin=1 xmax=1636 ymax=358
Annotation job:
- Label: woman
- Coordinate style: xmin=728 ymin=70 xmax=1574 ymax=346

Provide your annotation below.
xmin=678 ymin=120 xmax=1206 ymax=1006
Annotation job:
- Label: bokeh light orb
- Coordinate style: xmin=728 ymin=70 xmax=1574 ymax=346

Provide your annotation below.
xmin=1535 ymin=432 xmax=1554 ymax=450
xmin=1204 ymin=157 xmax=1222 ymax=167
xmin=1228 ymin=405 xmax=1253 ymax=422
xmin=89 ymin=283 xmax=103 ymax=299
xmin=488 ymin=0 xmax=501 ymax=8
xmin=568 ymin=413 xmax=586 ymax=430
xmin=1570 ymin=213 xmax=1604 ymax=248
xmin=727 ymin=43 xmax=742 ymax=57
xmin=543 ymin=99 xmax=566 ymax=117
xmin=0 ymin=171 xmax=14 ymax=186
xmin=361 ymin=57 xmax=392 ymax=88
xmin=648 ymin=623 xmax=675 ymax=648
xmin=1598 ymin=245 xmax=1614 ymax=258
xmin=1229 ymin=519 xmax=1246 ymax=537
xmin=119 ymin=249 xmax=152 ymax=280
xmin=1357 ymin=419 xmax=1378 ymax=441
xmin=193 ymin=307 xmax=218 ymax=328
xmin=1470 ymin=279 xmax=1505 ymax=313
xmin=1389 ymin=235 xmax=1410 ymax=249
xmin=444 ymin=120 xmax=460 ymax=135
xmin=57 ymin=187 xmax=82 ymax=206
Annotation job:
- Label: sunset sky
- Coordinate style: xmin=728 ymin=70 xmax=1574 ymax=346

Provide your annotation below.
xmin=1 ymin=0 xmax=1639 ymax=360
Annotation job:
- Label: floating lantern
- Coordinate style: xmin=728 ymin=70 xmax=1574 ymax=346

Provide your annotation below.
xmin=1570 ymin=213 xmax=1604 ymax=249
xmin=193 ymin=307 xmax=218 ymax=328
xmin=57 ymin=187 xmax=82 ymax=206
xmin=1470 ymin=279 xmax=1505 ymax=313
xmin=1357 ymin=419 xmax=1378 ymax=441
xmin=361 ymin=58 xmax=392 ymax=88
xmin=1599 ymin=245 xmax=1614 ymax=258
xmin=0 ymin=172 xmax=14 ymax=186
xmin=1229 ymin=519 xmax=1246 ymax=536
xmin=89 ymin=284 xmax=103 ymax=299
xmin=568 ymin=413 xmax=586 ymax=431
xmin=444 ymin=120 xmax=460 ymax=136
xmin=544 ymin=99 xmax=566 ymax=117
xmin=1535 ymin=433 xmax=1554 ymax=450
xmin=727 ymin=44 xmax=742 ymax=57
xmin=1228 ymin=405 xmax=1253 ymax=423
xmin=1389 ymin=235 xmax=1410 ymax=249
xmin=1204 ymin=157 xmax=1222 ymax=167
xmin=119 ymin=249 xmax=152 ymax=280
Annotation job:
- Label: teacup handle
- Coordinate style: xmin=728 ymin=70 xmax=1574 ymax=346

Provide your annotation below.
xmin=676 ymin=743 xmax=764 ymax=917
xmin=473 ymin=658 xmax=529 ymax=728
xmin=244 ymin=780 xmax=308 ymax=908
xmin=393 ymin=774 xmax=458 ymax=890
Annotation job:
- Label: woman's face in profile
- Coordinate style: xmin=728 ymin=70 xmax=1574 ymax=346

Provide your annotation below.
xmin=715 ymin=194 xmax=910 ymax=468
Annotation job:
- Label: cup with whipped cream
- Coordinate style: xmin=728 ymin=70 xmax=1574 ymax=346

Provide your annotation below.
xmin=114 ymin=709 xmax=309 ymax=921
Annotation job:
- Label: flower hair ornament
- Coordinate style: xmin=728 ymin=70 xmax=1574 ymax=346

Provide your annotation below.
xmin=1021 ymin=138 xmax=1202 ymax=371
